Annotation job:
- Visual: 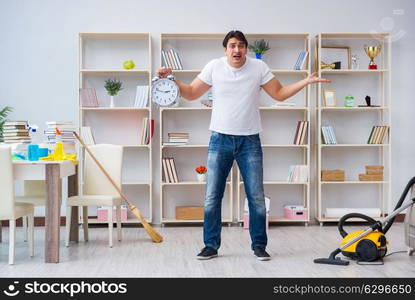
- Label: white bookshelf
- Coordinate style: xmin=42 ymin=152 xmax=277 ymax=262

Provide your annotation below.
xmin=316 ymin=32 xmax=391 ymax=225
xmin=78 ymin=32 xmax=153 ymax=224
xmin=236 ymin=33 xmax=311 ymax=225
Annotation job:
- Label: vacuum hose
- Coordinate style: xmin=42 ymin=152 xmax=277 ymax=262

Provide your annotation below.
xmin=338 ymin=176 xmax=415 ymax=237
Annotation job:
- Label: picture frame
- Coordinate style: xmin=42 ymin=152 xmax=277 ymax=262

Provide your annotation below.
xmin=323 ymin=89 xmax=336 ymax=107
xmin=321 ymin=46 xmax=351 ymax=69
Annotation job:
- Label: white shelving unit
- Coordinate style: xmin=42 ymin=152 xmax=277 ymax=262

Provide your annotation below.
xmin=78 ymin=33 xmax=153 ymax=224
xmin=316 ymin=32 xmax=391 ymax=225
xmin=236 ymin=34 xmax=312 ymax=225
xmin=159 ymin=33 xmax=234 ymax=224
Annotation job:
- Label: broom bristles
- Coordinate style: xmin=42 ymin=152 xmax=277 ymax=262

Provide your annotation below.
xmin=131 ymin=207 xmax=163 ymax=243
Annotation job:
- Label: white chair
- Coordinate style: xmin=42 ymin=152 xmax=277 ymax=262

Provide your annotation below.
xmin=15 ymin=180 xmax=45 ymax=241
xmin=0 ymin=146 xmax=34 ymax=264
xmin=65 ymin=144 xmax=123 ymax=248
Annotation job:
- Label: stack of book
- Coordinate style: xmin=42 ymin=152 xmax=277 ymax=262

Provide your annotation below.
xmin=134 ymin=86 xmax=149 ymax=108
xmin=367 ymin=126 xmax=389 ymax=144
xmin=321 ymin=125 xmax=337 ymax=144
xmin=161 ymin=49 xmax=183 ymax=70
xmin=287 ymin=165 xmax=309 ymax=182
xmin=293 ymin=121 xmax=308 ymax=145
xmin=140 ymin=118 xmax=154 ymax=145
xmin=2 ymin=121 xmax=30 ymax=143
xmin=293 ymin=51 xmax=309 ymax=70
xmin=44 ymin=121 xmax=76 ymax=152
xmin=80 ymin=88 xmax=99 ymax=107
xmin=164 ymin=133 xmax=189 ymax=146
xmin=162 ymin=157 xmax=179 ymax=183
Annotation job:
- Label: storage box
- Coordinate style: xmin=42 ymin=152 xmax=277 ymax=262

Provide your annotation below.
xmin=243 ymin=213 xmax=269 ymax=230
xmin=359 ymin=174 xmax=383 ymax=181
xmin=97 ymin=206 xmax=128 ymax=222
xmin=175 ymin=206 xmax=204 ymax=220
xmin=365 ymin=165 xmax=384 ymax=175
xmin=321 ymin=170 xmax=345 ymax=181
xmin=283 ymin=205 xmax=308 ymax=220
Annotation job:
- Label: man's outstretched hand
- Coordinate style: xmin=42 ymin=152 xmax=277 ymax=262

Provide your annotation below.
xmin=306 ymin=72 xmax=331 ymax=84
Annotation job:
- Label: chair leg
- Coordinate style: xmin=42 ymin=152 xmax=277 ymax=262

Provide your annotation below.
xmin=108 ymin=206 xmax=113 ymax=248
xmin=22 ymin=216 xmax=28 ymax=242
xmin=116 ymin=205 xmax=122 ymax=242
xmin=65 ymin=206 xmax=72 ymax=247
xmin=9 ymin=219 xmax=16 ymax=265
xmin=82 ymin=206 xmax=89 ymax=242
xmin=28 ymin=214 xmax=34 ymax=257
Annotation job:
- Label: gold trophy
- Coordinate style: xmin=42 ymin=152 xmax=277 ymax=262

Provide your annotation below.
xmin=364 ymin=45 xmax=381 ymax=70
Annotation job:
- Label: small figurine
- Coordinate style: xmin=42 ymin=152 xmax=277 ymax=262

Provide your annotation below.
xmin=351 ymin=54 xmax=359 ymax=70
xmin=365 ymin=95 xmax=371 ymax=106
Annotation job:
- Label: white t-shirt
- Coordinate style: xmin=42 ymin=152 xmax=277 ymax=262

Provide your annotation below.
xmin=197 ymin=56 xmax=274 ymax=135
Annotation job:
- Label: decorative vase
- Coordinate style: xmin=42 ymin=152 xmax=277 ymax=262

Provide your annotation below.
xmin=110 ymin=96 xmax=115 ymax=108
xmin=197 ymin=173 xmax=206 ymax=182
xmin=255 ymin=53 xmax=262 ymax=59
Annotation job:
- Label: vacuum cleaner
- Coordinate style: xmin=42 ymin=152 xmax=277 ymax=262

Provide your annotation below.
xmin=314 ymin=177 xmax=415 ymax=266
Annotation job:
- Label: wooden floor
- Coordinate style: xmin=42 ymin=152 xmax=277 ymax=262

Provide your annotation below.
xmin=0 ymin=223 xmax=414 ymax=277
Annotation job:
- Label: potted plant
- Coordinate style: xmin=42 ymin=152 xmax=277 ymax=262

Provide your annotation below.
xmin=248 ymin=39 xmax=270 ymax=59
xmin=104 ymin=78 xmax=123 ymax=107
xmin=0 ymin=106 xmax=13 ymax=142
xmin=195 ymin=165 xmax=207 ymax=182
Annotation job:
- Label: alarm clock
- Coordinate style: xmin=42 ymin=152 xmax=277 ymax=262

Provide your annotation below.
xmin=151 ymin=74 xmax=180 ymax=107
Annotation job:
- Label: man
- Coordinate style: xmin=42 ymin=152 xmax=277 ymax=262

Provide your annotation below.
xmin=157 ymin=30 xmax=329 ymax=261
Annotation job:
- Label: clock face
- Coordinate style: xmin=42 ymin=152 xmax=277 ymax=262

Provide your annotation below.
xmin=151 ymin=78 xmax=179 ymax=106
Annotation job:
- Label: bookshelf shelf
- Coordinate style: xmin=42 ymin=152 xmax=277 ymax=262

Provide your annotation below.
xmin=79 ymin=32 xmax=153 ymax=224
xmin=81 ymin=107 xmax=150 ymax=111
xmin=259 ymin=106 xmax=308 ymax=111
xmin=162 ymin=181 xmax=231 ymax=186
xmin=319 ymin=107 xmax=388 ymax=111
xmin=321 ymin=69 xmax=389 ymax=74
xmin=80 ymin=69 xmax=150 ymax=74
xmin=240 ymin=181 xmax=309 ymax=185
xmin=316 ymin=32 xmax=391 ymax=226
xmin=320 ymin=144 xmax=390 ymax=147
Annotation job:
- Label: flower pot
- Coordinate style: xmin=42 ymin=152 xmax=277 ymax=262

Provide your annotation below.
xmin=255 ymin=53 xmax=262 ymax=59
xmin=110 ymin=96 xmax=115 ymax=108
xmin=197 ymin=173 xmax=206 ymax=182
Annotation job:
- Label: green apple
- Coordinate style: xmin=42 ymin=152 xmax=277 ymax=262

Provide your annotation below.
xmin=123 ymin=60 xmax=135 ymax=70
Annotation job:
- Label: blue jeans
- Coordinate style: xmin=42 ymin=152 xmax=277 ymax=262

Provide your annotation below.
xmin=203 ymin=131 xmax=267 ymax=250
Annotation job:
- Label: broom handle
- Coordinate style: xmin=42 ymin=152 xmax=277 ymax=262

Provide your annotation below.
xmin=73 ymin=131 xmax=133 ymax=209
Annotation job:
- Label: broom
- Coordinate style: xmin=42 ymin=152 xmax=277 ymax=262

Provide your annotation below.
xmin=73 ymin=131 xmax=163 ymax=243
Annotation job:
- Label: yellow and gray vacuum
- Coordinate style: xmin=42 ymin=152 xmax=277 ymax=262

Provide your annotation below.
xmin=314 ymin=177 xmax=415 ymax=266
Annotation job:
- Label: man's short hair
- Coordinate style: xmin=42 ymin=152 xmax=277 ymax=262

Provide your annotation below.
xmin=222 ymin=30 xmax=248 ymax=48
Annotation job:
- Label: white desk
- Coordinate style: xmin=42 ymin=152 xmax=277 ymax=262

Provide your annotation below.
xmin=13 ymin=160 xmax=79 ymax=263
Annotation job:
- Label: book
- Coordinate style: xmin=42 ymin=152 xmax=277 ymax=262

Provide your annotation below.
xmin=169 ymin=49 xmax=179 ymax=70
xmin=165 ymin=157 xmax=174 ymax=183
xmin=299 ymin=121 xmax=308 ymax=145
xmin=294 ymin=51 xmax=307 ymax=70
xmin=299 ymin=51 xmax=309 ymax=70
xmin=80 ymin=88 xmax=99 ymax=107
xmin=169 ymin=158 xmax=179 ymax=183
xmin=293 ymin=121 xmax=301 ymax=144
xmin=81 ymin=126 xmax=95 ymax=145
xmin=134 ymin=86 xmax=149 ymax=108
xmin=162 ymin=158 xmax=171 ymax=183
xmin=172 ymin=49 xmax=183 ymax=70
xmin=161 ymin=50 xmax=169 ymax=68
xmin=4 ymin=121 xmax=28 ymax=126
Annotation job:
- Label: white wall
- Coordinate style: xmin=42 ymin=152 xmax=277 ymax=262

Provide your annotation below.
xmin=1 ymin=0 xmax=414 ymax=223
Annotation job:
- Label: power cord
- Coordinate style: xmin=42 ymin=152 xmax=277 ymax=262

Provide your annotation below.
xmin=356 ymin=250 xmax=409 ymax=265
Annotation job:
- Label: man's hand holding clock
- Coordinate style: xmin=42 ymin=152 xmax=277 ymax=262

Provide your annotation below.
xmin=152 ymin=68 xmax=180 ymax=107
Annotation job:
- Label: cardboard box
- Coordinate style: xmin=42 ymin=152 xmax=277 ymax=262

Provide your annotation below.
xmin=359 ymin=174 xmax=384 ymax=181
xmin=97 ymin=206 xmax=128 ymax=222
xmin=321 ymin=170 xmax=345 ymax=181
xmin=243 ymin=213 xmax=269 ymax=230
xmin=175 ymin=206 xmax=204 ymax=220
xmin=365 ymin=165 xmax=384 ymax=175
xmin=284 ymin=205 xmax=308 ymax=220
